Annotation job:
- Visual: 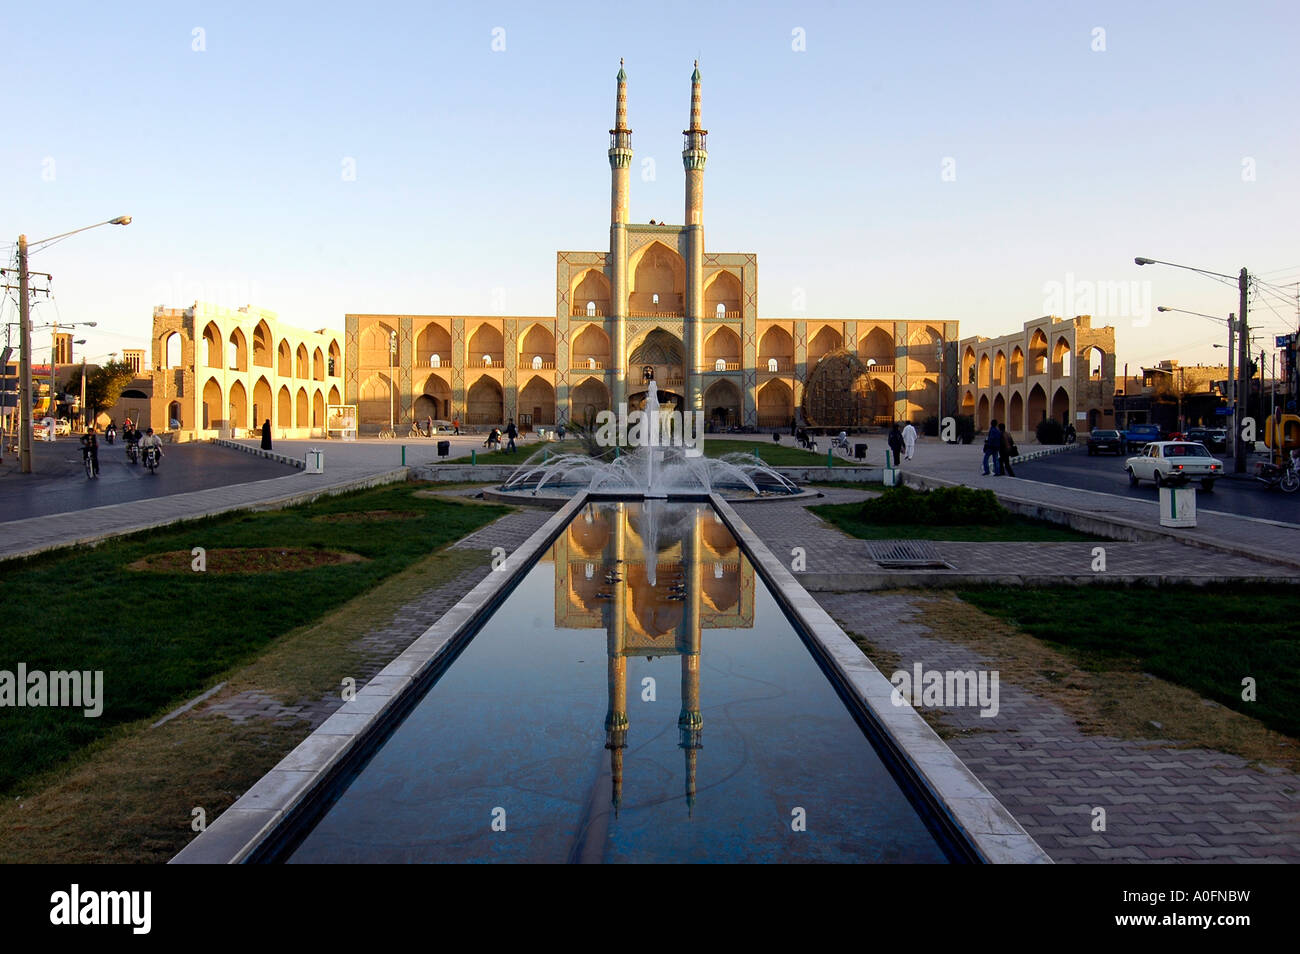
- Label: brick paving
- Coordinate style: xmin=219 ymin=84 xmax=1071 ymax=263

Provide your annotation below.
xmin=815 ymin=590 xmax=1300 ymax=863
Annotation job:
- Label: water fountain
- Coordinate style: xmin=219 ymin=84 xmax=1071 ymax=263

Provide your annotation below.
xmin=494 ymin=380 xmax=805 ymax=502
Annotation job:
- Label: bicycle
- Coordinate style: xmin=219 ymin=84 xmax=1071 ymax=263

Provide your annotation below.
xmin=378 ymin=428 xmax=396 ymax=439
xmin=407 ymin=423 xmax=431 ymax=439
xmin=82 ymin=446 xmax=96 ymax=479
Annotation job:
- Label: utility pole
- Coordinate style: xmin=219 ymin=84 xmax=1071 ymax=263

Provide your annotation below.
xmin=1226 ymin=313 xmax=1235 ymax=466
xmin=1236 ymin=268 xmax=1250 ymax=473
xmin=18 ymin=236 xmax=32 ymax=472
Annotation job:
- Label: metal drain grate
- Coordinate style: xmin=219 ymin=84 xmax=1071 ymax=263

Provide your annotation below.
xmin=867 ymin=540 xmax=952 ymax=569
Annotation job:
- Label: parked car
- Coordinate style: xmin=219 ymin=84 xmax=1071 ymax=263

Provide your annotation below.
xmin=54 ymin=418 xmax=72 ymax=436
xmin=1185 ymin=426 xmax=1228 ymax=452
xmin=1120 ymin=423 xmax=1162 ymax=452
xmin=1086 ymin=429 xmax=1124 ymax=455
xmin=1126 ymin=441 xmax=1223 ymax=490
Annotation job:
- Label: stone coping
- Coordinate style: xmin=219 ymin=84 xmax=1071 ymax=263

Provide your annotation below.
xmin=169 ymin=493 xmax=588 ymax=864
xmin=212 ymin=438 xmax=307 ymax=469
xmin=708 ymin=492 xmax=1052 ymax=864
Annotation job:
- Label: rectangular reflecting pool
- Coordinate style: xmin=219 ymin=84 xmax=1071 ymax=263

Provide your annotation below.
xmin=285 ymin=500 xmax=950 ymax=863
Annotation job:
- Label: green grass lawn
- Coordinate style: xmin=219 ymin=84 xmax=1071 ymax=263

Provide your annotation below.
xmin=810 ymin=501 xmax=1102 ymax=541
xmin=956 ymin=585 xmax=1300 ymax=739
xmin=0 ymin=483 xmax=505 ymax=794
xmin=467 ymin=436 xmax=842 ymax=466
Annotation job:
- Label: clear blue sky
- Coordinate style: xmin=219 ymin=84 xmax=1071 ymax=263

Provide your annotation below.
xmin=3 ymin=0 xmax=1297 ymax=372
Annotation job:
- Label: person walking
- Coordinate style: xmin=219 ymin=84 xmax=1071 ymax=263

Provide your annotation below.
xmin=260 ymin=418 xmax=272 ymax=450
xmin=901 ymin=421 xmax=917 ymax=461
xmin=425 ymin=415 xmax=433 ymax=438
xmin=505 ymin=419 xmax=518 ymax=453
xmin=888 ymin=423 xmax=904 ymax=468
xmin=982 ymin=419 xmax=1003 ymax=476
xmin=452 ymin=418 xmax=460 ymax=436
xmin=999 ymin=425 xmax=1018 ymax=478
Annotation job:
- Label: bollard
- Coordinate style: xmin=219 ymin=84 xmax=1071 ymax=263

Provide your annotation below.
xmin=827 ymin=448 xmax=833 ymax=468
xmin=402 ymin=445 xmax=407 ymax=466
xmin=543 ymin=450 xmax=549 ymax=463
xmin=615 ymin=446 xmax=620 ymax=459
xmin=754 ymin=447 xmax=761 ymax=463
xmin=471 ymin=450 xmax=477 ymax=465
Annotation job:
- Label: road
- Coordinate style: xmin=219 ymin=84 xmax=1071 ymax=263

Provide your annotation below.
xmin=0 ymin=439 xmax=298 ymax=521
xmin=1014 ymin=447 xmax=1300 ymax=523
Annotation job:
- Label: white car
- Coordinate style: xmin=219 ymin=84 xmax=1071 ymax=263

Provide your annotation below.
xmin=1126 ymin=441 xmax=1223 ymax=491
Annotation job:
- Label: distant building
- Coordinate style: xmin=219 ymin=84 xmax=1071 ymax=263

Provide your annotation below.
xmin=959 ymin=315 xmax=1116 ymax=437
xmin=1114 ymin=359 xmax=1232 ymax=430
xmin=146 ymin=302 xmax=343 ymax=437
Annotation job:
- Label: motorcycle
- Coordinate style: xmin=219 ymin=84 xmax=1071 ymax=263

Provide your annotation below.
xmin=126 ymin=440 xmax=139 ymax=465
xmin=143 ymin=444 xmax=161 ymax=474
xmin=104 ymin=426 xmax=116 ymax=445
xmin=1254 ymin=457 xmax=1300 ymax=493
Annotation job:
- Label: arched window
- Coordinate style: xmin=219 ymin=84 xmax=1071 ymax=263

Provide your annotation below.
xmin=652 ymin=293 xmax=659 ymax=305
xmin=767 ymin=358 xmax=778 ymax=372
xmin=430 ymin=354 xmax=441 ymax=367
xmin=716 ymin=303 xmax=726 ymax=317
xmin=586 ymin=301 xmax=596 ymax=317
xmin=532 ymin=355 xmax=542 ymax=370
xmin=483 ymin=354 xmax=492 ymax=367
xmin=715 ymin=358 xmax=726 ymax=371
xmin=588 ymin=357 xmax=597 ymax=370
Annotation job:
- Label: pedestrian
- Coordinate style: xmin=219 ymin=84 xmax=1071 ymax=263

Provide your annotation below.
xmin=902 ymin=421 xmax=917 ymax=460
xmin=983 ymin=419 xmax=1003 ymax=476
xmin=999 ymin=426 xmax=1018 ymax=478
xmin=790 ymin=416 xmax=796 ymax=437
xmin=505 ymin=418 xmax=518 ymax=453
xmin=888 ymin=423 xmax=904 ymax=467
xmin=425 ymin=415 xmax=433 ymax=437
xmin=260 ymin=418 xmax=272 ymax=450
xmin=453 ymin=417 xmax=460 ymax=435
xmin=557 ymin=423 xmax=566 ymax=441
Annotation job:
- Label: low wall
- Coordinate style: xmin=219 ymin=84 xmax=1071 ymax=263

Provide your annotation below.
xmin=412 ymin=463 xmax=881 ymax=484
xmin=211 ymin=439 xmax=307 ymax=470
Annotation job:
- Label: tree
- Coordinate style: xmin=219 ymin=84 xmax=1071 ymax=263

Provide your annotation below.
xmin=65 ymin=361 xmax=137 ymax=420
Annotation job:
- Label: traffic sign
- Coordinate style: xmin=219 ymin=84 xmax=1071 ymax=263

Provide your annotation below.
xmin=1214 ymin=406 xmax=1232 ymax=416
xmin=1277 ymin=334 xmax=1294 ymax=347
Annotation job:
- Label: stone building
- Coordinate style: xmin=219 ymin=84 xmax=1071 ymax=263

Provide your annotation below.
xmin=147 ymin=302 xmax=344 ymax=438
xmin=346 ymin=63 xmax=956 ymax=435
xmin=958 ymin=315 xmax=1116 ymax=438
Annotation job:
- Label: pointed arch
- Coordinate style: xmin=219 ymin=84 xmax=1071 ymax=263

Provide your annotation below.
xmin=359 ymin=372 xmax=396 ymax=432
xmin=993 ymin=350 xmax=1007 ymax=386
xmin=518 ymin=374 xmax=556 ymax=426
xmin=519 ymin=323 xmax=556 ymax=366
xmin=295 ymin=386 xmax=309 ymax=427
xmin=466 ymin=375 xmax=504 ymax=425
xmin=1027 ymin=383 xmax=1047 ymax=425
xmin=252 ymin=376 xmax=272 ymax=429
xmin=202 ymin=377 xmax=222 ymax=429
xmin=571 ymin=323 xmax=611 ymax=369
xmin=1008 ymin=390 xmax=1024 ymax=432
xmin=312 ymin=347 xmax=325 ymax=381
xmin=628 ymin=241 xmax=685 ymax=314
xmin=978 ymin=353 xmax=991 ymax=388
xmin=1010 ymin=346 xmax=1025 ymax=384
xmin=962 ymin=345 xmax=977 ymax=386
xmin=1029 ymin=329 xmax=1048 ymax=374
xmin=703 ymin=326 xmax=740 ymax=368
xmin=228 ymin=379 xmax=249 ymax=428
xmin=295 ymin=343 xmax=309 ymax=379
xmin=703 ymin=269 xmax=742 ymax=317
xmin=703 ymin=378 xmax=742 ymax=428
xmin=277 ymin=385 xmax=292 ymax=427
xmin=252 ymin=320 xmax=273 ymax=368
xmin=227 ymin=327 xmax=248 ymax=372
xmin=570 ymin=375 xmax=610 ymax=425
xmin=808 ymin=324 xmax=843 ymax=367
xmin=860 ymin=326 xmax=894 ymax=367
xmin=467 ymin=323 xmax=504 ymax=367
xmin=757 ymin=378 xmax=794 ymax=428
xmin=277 ymin=338 xmax=292 ymax=376
xmin=571 ymin=269 xmax=611 ymax=317
xmin=758 ymin=326 xmax=794 ymax=370
xmin=906 ymin=325 xmax=942 ymax=374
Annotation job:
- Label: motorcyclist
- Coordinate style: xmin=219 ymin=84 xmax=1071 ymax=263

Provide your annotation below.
xmin=140 ymin=427 xmax=164 ymax=464
xmin=80 ymin=426 xmax=100 ymax=477
xmin=124 ymin=424 xmax=142 ymax=461
xmin=105 ymin=420 xmax=117 ymax=444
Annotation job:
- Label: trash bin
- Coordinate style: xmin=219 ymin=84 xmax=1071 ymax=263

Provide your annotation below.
xmin=305 ymin=449 xmax=324 ymax=474
xmin=1158 ymin=485 xmax=1196 ymax=527
xmin=854 ymin=443 xmax=868 ymax=459
xmin=437 ymin=440 xmax=450 ymax=458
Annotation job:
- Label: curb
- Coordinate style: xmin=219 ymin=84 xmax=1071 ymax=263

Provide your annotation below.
xmin=212 ymin=439 xmax=307 ymax=470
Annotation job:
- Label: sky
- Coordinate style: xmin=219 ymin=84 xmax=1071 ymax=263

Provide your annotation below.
xmin=3 ymin=0 xmax=1298 ymax=374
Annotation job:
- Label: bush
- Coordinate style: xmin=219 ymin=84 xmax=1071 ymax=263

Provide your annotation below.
xmin=1036 ymin=418 xmax=1065 ymax=445
xmin=858 ymin=485 xmax=1008 ymax=526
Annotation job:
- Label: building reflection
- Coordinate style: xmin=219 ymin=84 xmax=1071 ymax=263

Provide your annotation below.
xmin=551 ymin=501 xmax=755 ymax=815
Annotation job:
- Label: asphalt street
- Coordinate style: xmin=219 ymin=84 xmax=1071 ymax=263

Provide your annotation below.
xmin=0 ymin=439 xmax=298 ymax=521
xmin=1013 ymin=446 xmax=1300 ymax=523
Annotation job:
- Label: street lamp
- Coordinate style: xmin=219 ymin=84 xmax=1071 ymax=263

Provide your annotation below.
xmin=11 ymin=216 xmax=130 ymax=472
xmin=1158 ymin=305 xmax=1237 ymax=462
xmin=1138 ymin=256 xmax=1251 ymax=472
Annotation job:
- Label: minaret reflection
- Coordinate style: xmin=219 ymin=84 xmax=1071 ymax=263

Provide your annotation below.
xmin=557 ymin=501 xmax=753 ymax=818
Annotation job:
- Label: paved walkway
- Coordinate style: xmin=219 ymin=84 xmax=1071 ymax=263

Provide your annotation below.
xmin=815 ymin=590 xmax=1300 ymax=863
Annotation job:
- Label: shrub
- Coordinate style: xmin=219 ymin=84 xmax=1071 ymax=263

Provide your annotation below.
xmin=858 ymin=485 xmax=1008 ymax=526
xmin=1035 ymin=418 xmax=1065 ymax=445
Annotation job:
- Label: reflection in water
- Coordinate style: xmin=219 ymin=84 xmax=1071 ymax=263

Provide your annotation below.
xmin=559 ymin=501 xmax=751 ymax=817
xmin=288 ymin=501 xmax=947 ymax=863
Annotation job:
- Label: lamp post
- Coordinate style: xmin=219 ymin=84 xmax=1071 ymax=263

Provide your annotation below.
xmin=1157 ymin=305 xmax=1236 ymax=461
xmin=1139 ymin=257 xmax=1250 ymax=472
xmin=388 ymin=329 xmax=397 ymax=432
xmin=11 ymin=216 xmax=130 ymax=472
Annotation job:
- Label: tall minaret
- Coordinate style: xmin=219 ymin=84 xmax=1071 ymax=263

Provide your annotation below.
xmin=682 ymin=61 xmax=708 ymax=417
xmin=609 ymin=60 xmax=633 ymax=410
